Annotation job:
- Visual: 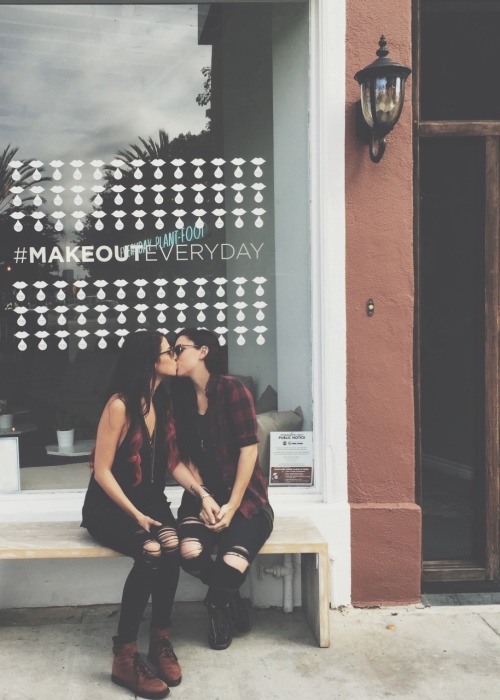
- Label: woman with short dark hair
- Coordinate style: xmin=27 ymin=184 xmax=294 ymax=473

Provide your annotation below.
xmin=171 ymin=328 xmax=273 ymax=651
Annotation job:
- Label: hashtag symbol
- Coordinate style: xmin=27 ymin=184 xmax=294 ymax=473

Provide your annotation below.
xmin=14 ymin=247 xmax=27 ymax=263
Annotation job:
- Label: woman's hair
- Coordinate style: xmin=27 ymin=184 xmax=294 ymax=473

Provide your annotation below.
xmin=94 ymin=330 xmax=177 ymax=485
xmin=171 ymin=328 xmax=223 ymax=463
xmin=174 ymin=327 xmax=223 ymax=375
xmin=107 ymin=330 xmax=164 ymax=414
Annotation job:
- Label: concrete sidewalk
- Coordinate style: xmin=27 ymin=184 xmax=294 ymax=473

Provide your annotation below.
xmin=1 ymin=600 xmax=499 ymax=700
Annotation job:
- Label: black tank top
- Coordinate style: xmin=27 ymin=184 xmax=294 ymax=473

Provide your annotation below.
xmin=81 ymin=414 xmax=168 ymax=525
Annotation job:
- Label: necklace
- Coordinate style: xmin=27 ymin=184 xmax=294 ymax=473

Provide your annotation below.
xmin=197 ymin=413 xmax=208 ymax=453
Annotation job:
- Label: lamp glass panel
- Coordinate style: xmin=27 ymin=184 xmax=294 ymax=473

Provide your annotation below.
xmin=373 ymin=75 xmax=402 ymax=128
xmin=360 ymin=82 xmax=374 ymax=127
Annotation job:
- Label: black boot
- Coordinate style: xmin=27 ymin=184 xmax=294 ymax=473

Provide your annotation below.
xmin=205 ymin=590 xmax=233 ymax=650
xmin=227 ymin=590 xmax=252 ymax=634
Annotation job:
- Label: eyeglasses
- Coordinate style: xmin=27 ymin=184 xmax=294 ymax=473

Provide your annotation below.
xmin=158 ymin=348 xmax=176 ymax=358
xmin=174 ymin=344 xmax=201 ymax=357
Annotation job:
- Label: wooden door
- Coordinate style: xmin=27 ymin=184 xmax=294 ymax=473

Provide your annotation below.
xmin=416 ymin=0 xmax=500 ymax=585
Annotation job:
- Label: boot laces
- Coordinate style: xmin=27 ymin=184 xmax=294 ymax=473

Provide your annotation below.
xmin=157 ymin=637 xmax=178 ymax=662
xmin=131 ymin=652 xmax=158 ymax=700
xmin=132 ymin=651 xmax=156 ymax=680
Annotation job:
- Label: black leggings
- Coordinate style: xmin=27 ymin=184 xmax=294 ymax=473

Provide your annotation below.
xmin=85 ymin=504 xmax=180 ymax=643
xmin=177 ymin=493 xmax=273 ymax=603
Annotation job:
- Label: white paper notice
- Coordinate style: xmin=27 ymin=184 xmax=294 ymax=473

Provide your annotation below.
xmin=269 ymin=431 xmax=313 ymax=486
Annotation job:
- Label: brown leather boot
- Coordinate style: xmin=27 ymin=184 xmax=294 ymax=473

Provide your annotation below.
xmin=111 ymin=638 xmax=169 ymax=699
xmin=148 ymin=628 xmax=182 ymax=687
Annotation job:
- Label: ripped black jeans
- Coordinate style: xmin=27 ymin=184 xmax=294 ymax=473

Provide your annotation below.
xmin=85 ymin=503 xmax=180 ymax=643
xmin=177 ymin=493 xmax=273 ymax=604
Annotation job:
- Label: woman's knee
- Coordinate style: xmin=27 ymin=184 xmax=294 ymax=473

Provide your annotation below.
xmin=157 ymin=526 xmax=179 ymax=554
xmin=178 ymin=516 xmax=206 ymax=563
xmin=223 ymin=546 xmax=250 ymax=574
xmin=139 ymin=539 xmax=162 ymax=569
xmin=180 ymin=537 xmax=203 ymax=560
xmin=179 ymin=537 xmax=209 ymax=577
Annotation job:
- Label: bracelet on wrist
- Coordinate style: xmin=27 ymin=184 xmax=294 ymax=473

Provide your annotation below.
xmin=199 ymin=485 xmax=213 ymax=501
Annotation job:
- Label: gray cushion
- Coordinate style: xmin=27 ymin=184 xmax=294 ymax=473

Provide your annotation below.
xmin=256 ymin=406 xmax=304 ymax=477
xmin=231 ymin=375 xmax=256 ymax=397
xmin=255 ymin=384 xmax=278 ymax=414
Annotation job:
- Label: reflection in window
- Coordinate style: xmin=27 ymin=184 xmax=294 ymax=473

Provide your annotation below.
xmin=0 ymin=2 xmax=311 ymax=492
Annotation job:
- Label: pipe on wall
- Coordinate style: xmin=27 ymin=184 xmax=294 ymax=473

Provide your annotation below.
xmin=264 ymin=554 xmax=295 ymax=613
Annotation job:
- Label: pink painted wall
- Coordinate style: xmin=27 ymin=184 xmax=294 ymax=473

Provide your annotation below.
xmin=345 ymin=0 xmax=421 ymax=604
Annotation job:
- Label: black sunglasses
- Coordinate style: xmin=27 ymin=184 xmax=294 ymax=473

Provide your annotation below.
xmin=158 ymin=348 xmax=175 ymax=358
xmin=174 ymin=344 xmax=201 ymax=357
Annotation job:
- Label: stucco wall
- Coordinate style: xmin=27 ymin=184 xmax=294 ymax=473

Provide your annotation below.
xmin=345 ymin=0 xmax=421 ymax=604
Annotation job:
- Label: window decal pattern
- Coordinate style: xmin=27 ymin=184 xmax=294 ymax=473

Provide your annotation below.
xmin=8 ymin=157 xmax=266 ymax=233
xmin=12 ymin=276 xmax=268 ymax=350
xmin=6 ymin=153 xmax=269 ymax=351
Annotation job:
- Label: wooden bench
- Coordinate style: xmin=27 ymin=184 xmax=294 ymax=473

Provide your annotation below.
xmin=0 ymin=516 xmax=330 ymax=647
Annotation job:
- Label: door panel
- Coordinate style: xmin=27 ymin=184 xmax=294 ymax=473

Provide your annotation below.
xmin=420 ymin=137 xmax=486 ymax=563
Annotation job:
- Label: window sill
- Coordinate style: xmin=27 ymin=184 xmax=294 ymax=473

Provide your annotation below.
xmin=0 ymin=485 xmax=325 ymax=522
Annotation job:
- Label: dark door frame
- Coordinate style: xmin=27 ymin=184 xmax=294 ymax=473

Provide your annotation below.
xmin=414 ymin=0 xmax=500 ymax=584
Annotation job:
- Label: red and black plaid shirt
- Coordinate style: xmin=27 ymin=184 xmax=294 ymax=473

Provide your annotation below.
xmin=205 ymin=374 xmax=269 ymax=519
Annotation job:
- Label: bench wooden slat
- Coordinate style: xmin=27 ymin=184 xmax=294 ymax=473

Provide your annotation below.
xmin=0 ymin=521 xmax=119 ymax=559
xmin=0 ymin=517 xmax=326 ymax=559
xmin=0 ymin=516 xmax=330 ymax=648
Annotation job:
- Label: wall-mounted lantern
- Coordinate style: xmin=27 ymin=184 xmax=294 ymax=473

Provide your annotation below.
xmin=354 ymin=36 xmax=411 ymax=163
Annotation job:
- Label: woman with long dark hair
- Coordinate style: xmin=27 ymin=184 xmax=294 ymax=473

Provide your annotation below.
xmin=171 ymin=328 xmax=273 ymax=651
xmin=81 ymin=330 xmax=219 ymax=698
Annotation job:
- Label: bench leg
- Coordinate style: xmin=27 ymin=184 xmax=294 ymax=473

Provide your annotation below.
xmin=301 ymin=550 xmax=331 ymax=648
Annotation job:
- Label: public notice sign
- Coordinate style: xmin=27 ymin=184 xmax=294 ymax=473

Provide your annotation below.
xmin=269 ymin=431 xmax=313 ymax=486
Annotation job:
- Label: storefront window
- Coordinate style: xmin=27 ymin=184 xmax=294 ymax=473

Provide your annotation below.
xmin=0 ymin=2 xmax=311 ymax=491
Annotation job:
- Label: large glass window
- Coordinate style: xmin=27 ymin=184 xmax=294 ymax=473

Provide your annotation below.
xmin=421 ymin=1 xmax=500 ymax=121
xmin=0 ymin=2 xmax=311 ymax=491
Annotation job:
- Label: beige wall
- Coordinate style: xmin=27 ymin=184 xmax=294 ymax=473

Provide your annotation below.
xmin=345 ymin=0 xmax=421 ymax=605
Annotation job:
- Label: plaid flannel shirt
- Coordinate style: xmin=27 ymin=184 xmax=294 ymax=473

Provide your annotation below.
xmin=205 ymin=374 xmax=269 ymax=518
